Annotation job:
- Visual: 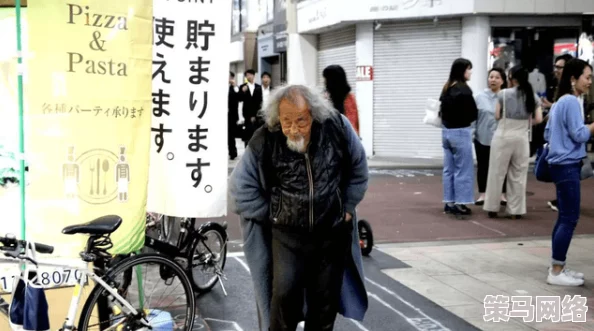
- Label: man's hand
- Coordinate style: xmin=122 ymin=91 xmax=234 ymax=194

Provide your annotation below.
xmin=345 ymin=212 xmax=353 ymax=222
xmin=242 ymin=85 xmax=248 ymax=92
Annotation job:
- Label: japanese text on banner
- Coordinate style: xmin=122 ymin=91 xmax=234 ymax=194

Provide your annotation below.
xmin=148 ymin=0 xmax=231 ymax=218
xmin=26 ymin=0 xmax=153 ymax=257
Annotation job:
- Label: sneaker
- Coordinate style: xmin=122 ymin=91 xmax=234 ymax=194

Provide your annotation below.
xmin=547 ymin=269 xmax=585 ymax=286
xmin=548 ymin=266 xmax=584 ymax=279
xmin=548 ymin=200 xmax=558 ymax=212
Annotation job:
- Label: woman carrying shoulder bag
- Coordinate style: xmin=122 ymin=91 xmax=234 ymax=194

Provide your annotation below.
xmin=545 ymin=59 xmax=593 ymax=286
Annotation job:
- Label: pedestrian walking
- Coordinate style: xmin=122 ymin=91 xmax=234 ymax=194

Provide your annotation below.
xmin=545 ymin=59 xmax=593 ymax=286
xmin=483 ymin=65 xmax=543 ymax=219
xmin=228 ymin=84 xmax=369 ymax=330
xmin=228 ymin=71 xmax=240 ymax=160
xmin=474 ymin=68 xmax=508 ymax=205
xmin=323 ymin=65 xmax=360 ymax=135
xmin=238 ymin=69 xmax=263 ymax=146
xmin=440 ymin=58 xmax=478 ymax=216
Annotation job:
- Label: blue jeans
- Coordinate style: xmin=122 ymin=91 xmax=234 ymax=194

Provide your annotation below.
xmin=442 ymin=128 xmax=474 ymax=204
xmin=551 ymin=163 xmax=581 ymax=266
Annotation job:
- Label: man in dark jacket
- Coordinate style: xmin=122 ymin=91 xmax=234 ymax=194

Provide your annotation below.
xmin=228 ymin=71 xmax=240 ymax=159
xmin=238 ymin=69 xmax=263 ymax=146
xmin=229 ymin=84 xmax=369 ymax=331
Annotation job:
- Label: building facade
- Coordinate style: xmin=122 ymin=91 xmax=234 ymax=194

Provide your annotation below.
xmin=290 ymin=0 xmax=594 ymax=159
xmin=230 ymin=0 xmax=290 ymax=87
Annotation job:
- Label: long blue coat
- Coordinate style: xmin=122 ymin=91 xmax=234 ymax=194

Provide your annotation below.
xmin=229 ymin=115 xmax=370 ymax=330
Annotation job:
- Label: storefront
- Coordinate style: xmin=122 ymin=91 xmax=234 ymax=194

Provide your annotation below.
xmin=296 ymin=0 xmax=594 ymax=159
xmin=373 ymin=19 xmax=462 ymax=158
xmin=317 ymin=27 xmax=357 ymax=92
xmin=258 ymin=32 xmax=281 ymax=85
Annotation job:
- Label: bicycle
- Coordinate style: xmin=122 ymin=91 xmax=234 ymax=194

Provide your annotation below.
xmin=144 ymin=215 xmax=229 ymax=295
xmin=0 ymin=215 xmax=196 ymax=331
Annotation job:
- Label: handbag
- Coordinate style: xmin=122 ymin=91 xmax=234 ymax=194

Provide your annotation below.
xmin=534 ymin=144 xmax=553 ymax=182
xmin=422 ymin=98 xmax=442 ymax=128
xmin=9 ymin=242 xmax=50 ymax=331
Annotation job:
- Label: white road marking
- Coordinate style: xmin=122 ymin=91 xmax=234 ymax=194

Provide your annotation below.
xmin=228 ymin=251 xmax=245 ymax=258
xmin=229 ymin=251 xmax=450 ymax=330
xmin=366 ymin=278 xmax=451 ymax=331
xmin=204 ymin=317 xmax=244 ymax=331
xmin=233 ymin=256 xmax=251 ymax=274
xmin=349 ymin=319 xmax=371 ymax=331
xmin=471 ymin=221 xmax=506 ymax=236
xmin=367 ymin=292 xmax=421 ymax=329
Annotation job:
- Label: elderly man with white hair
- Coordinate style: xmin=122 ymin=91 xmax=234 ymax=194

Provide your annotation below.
xmin=229 ymin=84 xmax=369 ymax=331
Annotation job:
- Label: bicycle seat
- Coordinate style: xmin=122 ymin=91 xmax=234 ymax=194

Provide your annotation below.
xmin=62 ymin=215 xmax=122 ymax=235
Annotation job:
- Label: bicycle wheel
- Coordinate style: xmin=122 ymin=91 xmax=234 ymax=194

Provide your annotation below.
xmin=78 ymin=253 xmax=196 ymax=331
xmin=358 ymin=219 xmax=374 ymax=256
xmin=188 ymin=222 xmax=227 ymax=292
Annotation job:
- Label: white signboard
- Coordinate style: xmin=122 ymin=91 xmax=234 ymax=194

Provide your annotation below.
xmin=148 ymin=0 xmax=231 ymax=218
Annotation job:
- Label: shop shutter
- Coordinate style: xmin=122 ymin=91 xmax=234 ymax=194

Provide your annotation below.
xmin=270 ymin=58 xmax=282 ymax=88
xmin=373 ymin=20 xmax=462 ymax=158
xmin=317 ymin=26 xmax=356 ymax=94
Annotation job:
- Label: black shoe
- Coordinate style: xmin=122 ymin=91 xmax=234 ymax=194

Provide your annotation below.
xmin=488 ymin=212 xmax=498 ymax=219
xmin=475 ymin=199 xmax=485 ymax=206
xmin=507 ymin=215 xmax=522 ymax=220
xmin=457 ymin=205 xmax=472 ymax=215
xmin=500 ymin=200 xmax=507 ymax=206
xmin=444 ymin=204 xmax=461 ymax=215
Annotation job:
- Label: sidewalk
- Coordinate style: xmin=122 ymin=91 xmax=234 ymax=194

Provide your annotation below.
xmin=228 ymin=138 xmax=446 ymax=169
xmin=379 ymin=235 xmax=594 ymax=331
xmin=229 ymin=138 xmax=594 ymax=170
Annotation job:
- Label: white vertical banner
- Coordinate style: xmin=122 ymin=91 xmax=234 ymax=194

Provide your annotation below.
xmin=148 ymin=0 xmax=231 ymax=218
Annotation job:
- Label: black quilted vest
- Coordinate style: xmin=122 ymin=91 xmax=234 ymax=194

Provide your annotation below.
xmin=250 ymin=111 xmax=349 ymax=232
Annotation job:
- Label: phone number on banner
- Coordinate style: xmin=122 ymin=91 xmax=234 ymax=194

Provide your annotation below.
xmin=0 ymin=267 xmax=86 ymax=293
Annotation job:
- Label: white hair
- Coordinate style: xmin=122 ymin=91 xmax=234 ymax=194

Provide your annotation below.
xmin=260 ymin=84 xmax=336 ymax=132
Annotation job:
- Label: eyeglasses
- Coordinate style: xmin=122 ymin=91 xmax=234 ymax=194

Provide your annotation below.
xmin=554 ymin=65 xmax=564 ymax=70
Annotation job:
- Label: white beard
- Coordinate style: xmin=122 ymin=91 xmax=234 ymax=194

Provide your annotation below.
xmin=286 ymin=136 xmax=306 ymax=153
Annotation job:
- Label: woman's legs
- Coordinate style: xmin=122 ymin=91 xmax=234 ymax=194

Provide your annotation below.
xmin=451 ymin=129 xmax=475 ymax=205
xmin=548 ymin=163 xmax=583 ymax=286
xmin=442 ymin=130 xmax=455 ymax=204
xmin=505 ymin=138 xmax=529 ymax=215
xmin=474 ymin=140 xmax=489 ymax=198
xmin=475 ymin=140 xmax=507 ymax=203
xmin=484 ymin=136 xmax=512 ymax=213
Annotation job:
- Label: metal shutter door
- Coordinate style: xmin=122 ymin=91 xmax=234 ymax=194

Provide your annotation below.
xmin=373 ymin=20 xmax=462 ymax=158
xmin=271 ymin=58 xmax=282 ymax=87
xmin=317 ymin=27 xmax=356 ymax=94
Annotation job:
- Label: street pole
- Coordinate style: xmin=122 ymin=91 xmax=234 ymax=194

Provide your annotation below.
xmin=15 ymin=0 xmax=26 ymax=240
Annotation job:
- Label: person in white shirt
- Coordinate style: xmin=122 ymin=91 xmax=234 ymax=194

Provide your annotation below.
xmin=238 ymin=69 xmax=263 ymax=146
xmin=261 ymin=71 xmax=272 ymax=108
xmin=528 ymin=66 xmax=546 ymax=98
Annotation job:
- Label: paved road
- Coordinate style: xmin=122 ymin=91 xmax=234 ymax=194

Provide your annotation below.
xmin=218 ymin=170 xmax=594 ymax=246
xmin=193 ymin=248 xmax=479 ymax=331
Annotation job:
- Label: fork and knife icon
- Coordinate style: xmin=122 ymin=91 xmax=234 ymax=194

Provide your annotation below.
xmin=89 ymin=159 xmax=110 ymax=195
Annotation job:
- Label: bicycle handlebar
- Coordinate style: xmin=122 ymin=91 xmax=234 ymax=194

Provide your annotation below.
xmin=0 ymin=235 xmax=54 ymax=255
